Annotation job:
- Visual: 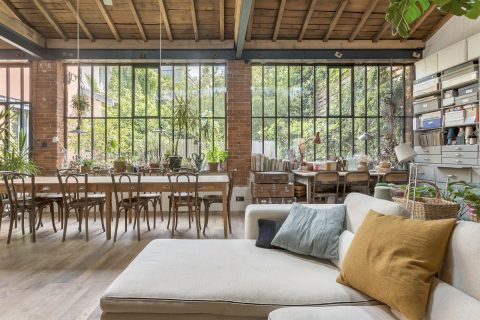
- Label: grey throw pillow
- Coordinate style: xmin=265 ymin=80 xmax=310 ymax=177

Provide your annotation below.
xmin=271 ymin=203 xmax=346 ymax=260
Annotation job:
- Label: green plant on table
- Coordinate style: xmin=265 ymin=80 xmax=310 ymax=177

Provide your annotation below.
xmin=386 ymin=1 xmax=480 ymax=39
xmin=206 ymin=146 xmax=228 ymax=163
xmin=445 ymin=181 xmax=480 ymax=220
xmin=80 ymin=159 xmax=96 ymax=167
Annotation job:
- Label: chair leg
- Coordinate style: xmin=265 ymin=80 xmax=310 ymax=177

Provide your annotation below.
xmin=227 ymin=204 xmax=232 ymax=234
xmin=7 ymin=209 xmax=16 ymax=244
xmin=167 ymin=197 xmax=172 ymax=229
xmin=50 ymin=203 xmax=57 ymax=233
xmin=21 ymin=209 xmax=25 ymax=235
xmin=171 ymin=206 xmax=176 ymax=239
xmin=99 ymin=203 xmax=105 ymax=232
xmin=36 ymin=207 xmax=44 ymax=230
xmin=188 ymin=206 xmax=192 ymax=229
xmin=114 ymin=209 xmax=121 ymax=242
xmin=153 ymin=199 xmax=157 ymax=229
xmin=59 ymin=202 xmax=64 ymax=229
xmin=30 ymin=209 xmax=36 ymax=243
xmin=203 ymin=201 xmax=210 ymax=236
xmin=194 ymin=206 xmax=200 ymax=239
xmin=159 ymin=196 xmax=163 ymax=222
xmin=84 ymin=209 xmax=89 ymax=242
xmin=145 ymin=206 xmax=150 ymax=231
xmin=125 ymin=209 xmax=128 ymax=232
xmin=93 ymin=206 xmax=97 ymax=222
xmin=62 ymin=209 xmax=70 ymax=241
xmin=136 ymin=209 xmax=141 ymax=241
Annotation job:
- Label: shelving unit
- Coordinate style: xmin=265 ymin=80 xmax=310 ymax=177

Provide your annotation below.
xmin=413 ymin=59 xmax=480 ymax=186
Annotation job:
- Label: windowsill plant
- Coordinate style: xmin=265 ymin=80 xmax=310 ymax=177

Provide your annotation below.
xmin=206 ymin=146 xmax=228 ymax=172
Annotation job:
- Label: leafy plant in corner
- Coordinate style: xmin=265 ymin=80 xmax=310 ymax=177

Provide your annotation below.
xmin=445 ymin=181 xmax=480 ymax=221
xmin=386 ymin=0 xmax=480 ymax=39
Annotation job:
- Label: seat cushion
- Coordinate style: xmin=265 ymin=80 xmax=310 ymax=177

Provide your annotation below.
xmin=101 ymin=240 xmax=375 ymax=318
xmin=268 ymin=306 xmax=396 ymax=320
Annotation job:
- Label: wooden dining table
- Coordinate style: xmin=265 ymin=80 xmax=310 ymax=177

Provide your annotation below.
xmin=294 ymin=170 xmax=386 ymax=203
xmin=0 ymin=175 xmax=231 ymax=239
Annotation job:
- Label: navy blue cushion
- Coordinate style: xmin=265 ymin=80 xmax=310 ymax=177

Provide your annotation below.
xmin=255 ymin=219 xmax=284 ymax=249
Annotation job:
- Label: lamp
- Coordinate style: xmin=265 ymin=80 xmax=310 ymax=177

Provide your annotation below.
xmin=394 ymin=143 xmax=417 ymax=163
xmin=52 ymin=136 xmax=68 ymax=167
xmin=358 ymin=132 xmax=373 ymax=141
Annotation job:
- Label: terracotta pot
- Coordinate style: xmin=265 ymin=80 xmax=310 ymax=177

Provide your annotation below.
xmin=149 ymin=162 xmax=160 ymax=168
xmin=80 ymin=165 xmax=90 ymax=173
xmin=208 ymin=162 xmax=219 ymax=172
xmin=113 ymin=160 xmax=126 ymax=173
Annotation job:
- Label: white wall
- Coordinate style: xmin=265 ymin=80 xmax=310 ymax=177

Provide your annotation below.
xmin=424 ymin=16 xmax=480 ymax=57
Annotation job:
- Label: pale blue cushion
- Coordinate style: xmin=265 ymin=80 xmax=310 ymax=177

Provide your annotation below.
xmin=271 ymin=203 xmax=346 ymax=260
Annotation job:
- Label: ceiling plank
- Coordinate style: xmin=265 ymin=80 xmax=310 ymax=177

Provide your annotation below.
xmin=402 ymin=3 xmax=437 ymax=42
xmin=349 ymin=0 xmax=379 ymax=42
xmin=219 ymin=0 xmax=224 ymax=41
xmin=373 ymin=20 xmax=390 ymax=42
xmin=245 ymin=39 xmax=425 ymax=50
xmin=246 ymin=0 xmax=255 ymax=41
xmin=0 ymin=11 xmax=45 ymax=58
xmin=190 ymin=0 xmax=198 ymax=42
xmin=424 ymin=13 xmax=452 ymax=41
xmin=298 ymin=0 xmax=317 ymax=42
xmin=127 ymin=0 xmax=147 ymax=42
xmin=272 ymin=0 xmax=286 ymax=42
xmin=93 ymin=0 xmax=121 ymax=41
xmin=324 ymin=0 xmax=349 ymax=42
xmin=158 ymin=0 xmax=173 ymax=42
xmin=234 ymin=0 xmax=253 ymax=58
xmin=0 ymin=0 xmax=29 ymax=25
xmin=63 ymin=0 xmax=95 ymax=42
xmin=32 ymin=0 xmax=68 ymax=41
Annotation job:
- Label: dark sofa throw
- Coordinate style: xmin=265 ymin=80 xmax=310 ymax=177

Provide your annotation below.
xmin=256 ymin=219 xmax=284 ymax=249
xmin=271 ymin=204 xmax=346 ymax=260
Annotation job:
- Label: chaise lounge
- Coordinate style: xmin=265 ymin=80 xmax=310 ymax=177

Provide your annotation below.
xmin=100 ymin=193 xmax=480 ymax=319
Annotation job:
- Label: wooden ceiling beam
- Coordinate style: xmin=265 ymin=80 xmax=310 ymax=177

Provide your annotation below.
xmin=158 ymin=0 xmax=173 ymax=42
xmin=93 ymin=0 xmax=121 ymax=41
xmin=298 ymin=0 xmax=317 ymax=42
xmin=349 ymin=0 xmax=379 ymax=42
xmin=219 ymin=0 xmax=224 ymax=41
xmin=127 ymin=0 xmax=147 ymax=42
xmin=246 ymin=0 xmax=255 ymax=41
xmin=424 ymin=13 xmax=452 ymax=41
xmin=373 ymin=20 xmax=390 ymax=42
xmin=190 ymin=0 xmax=198 ymax=42
xmin=63 ymin=0 xmax=95 ymax=42
xmin=324 ymin=0 xmax=348 ymax=42
xmin=32 ymin=0 xmax=68 ymax=41
xmin=234 ymin=0 xmax=253 ymax=58
xmin=0 ymin=0 xmax=29 ymax=25
xmin=272 ymin=0 xmax=286 ymax=42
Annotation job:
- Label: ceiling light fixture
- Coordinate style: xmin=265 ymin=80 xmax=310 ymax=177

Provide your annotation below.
xmin=412 ymin=51 xmax=421 ymax=59
xmin=334 ymin=51 xmax=343 ymax=59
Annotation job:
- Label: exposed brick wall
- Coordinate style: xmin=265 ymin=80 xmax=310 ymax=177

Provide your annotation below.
xmin=31 ymin=61 xmax=64 ymax=175
xmin=226 ymin=60 xmax=251 ymax=186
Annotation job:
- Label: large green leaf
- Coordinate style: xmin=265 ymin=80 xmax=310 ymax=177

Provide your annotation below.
xmin=435 ymin=0 xmax=473 ymax=15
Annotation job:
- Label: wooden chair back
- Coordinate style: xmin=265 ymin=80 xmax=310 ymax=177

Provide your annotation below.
xmin=57 ymin=172 xmax=89 ymax=208
xmin=383 ymin=171 xmax=409 ymax=184
xmin=110 ymin=173 xmax=141 ymax=207
xmin=313 ymin=171 xmax=340 ymax=191
xmin=167 ymin=172 xmax=199 ymax=206
xmin=3 ymin=172 xmax=36 ymax=210
xmin=344 ymin=171 xmax=371 ymax=185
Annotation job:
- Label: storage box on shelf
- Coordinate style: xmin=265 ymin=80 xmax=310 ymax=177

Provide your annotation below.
xmin=250 ymin=172 xmax=295 ymax=204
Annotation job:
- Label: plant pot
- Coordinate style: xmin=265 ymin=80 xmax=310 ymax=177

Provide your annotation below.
xmin=113 ymin=160 xmax=126 ymax=173
xmin=149 ymin=162 xmax=160 ymax=168
xmin=169 ymin=156 xmax=182 ymax=170
xmin=126 ymin=164 xmax=134 ymax=173
xmin=80 ymin=165 xmax=91 ymax=173
xmin=208 ymin=162 xmax=219 ymax=172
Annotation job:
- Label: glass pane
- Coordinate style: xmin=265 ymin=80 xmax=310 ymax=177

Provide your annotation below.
xmin=277 ymin=66 xmax=288 ymax=117
xmin=252 ymin=118 xmax=262 ymax=154
xmin=79 ymin=118 xmax=92 ymax=159
xmin=379 ymin=65 xmax=391 ymax=117
xmin=303 ymin=118 xmax=314 ymax=161
xmin=315 ymin=66 xmax=327 ymax=117
xmin=133 ymin=119 xmax=146 ymax=161
xmin=277 ymin=118 xmax=288 ymax=160
xmin=367 ymin=118 xmax=378 ymax=157
xmin=80 ymin=65 xmax=92 ymax=117
xmin=67 ymin=119 xmax=79 ymax=162
xmin=160 ymin=118 xmax=173 ymax=157
xmin=367 ymin=66 xmax=378 ymax=117
xmin=251 ymin=66 xmax=262 ymax=117
xmin=214 ymin=65 xmax=225 ymax=117
xmin=341 ymin=68 xmax=352 ymax=116
xmin=119 ymin=119 xmax=132 ymax=159
xmin=341 ymin=118 xmax=353 ymax=157
xmin=160 ymin=65 xmax=173 ymax=117
xmin=303 ymin=66 xmax=314 ymax=117
xmin=120 ymin=66 xmax=132 ymax=117
xmin=146 ymin=68 xmax=159 ymax=117
xmin=9 ymin=68 xmax=21 ymax=102
xmin=134 ymin=68 xmax=146 ymax=117
xmin=289 ymin=118 xmax=301 ymax=150
xmin=188 ymin=65 xmax=200 ymax=118
xmin=392 ymin=66 xmax=405 ymax=116
xmin=0 ymin=68 xmax=6 ymax=102
xmin=92 ymin=119 xmax=105 ymax=162
xmin=289 ymin=66 xmax=301 ymax=117
xmin=264 ymin=118 xmax=276 ymax=158
xmin=354 ymin=66 xmax=365 ymax=116
xmin=213 ymin=118 xmax=225 ymax=150
xmin=93 ymin=65 xmax=106 ymax=117
xmin=328 ymin=118 xmax=339 ymax=159
xmin=66 ymin=65 xmax=79 ymax=117
xmin=106 ymin=119 xmax=119 ymax=162
xmin=315 ymin=118 xmax=327 ymax=160
xmin=174 ymin=65 xmax=186 ymax=101
xmin=200 ymin=65 xmax=213 ymax=116
xmin=354 ymin=118 xmax=366 ymax=155
xmin=263 ymin=66 xmax=275 ymax=117
xmin=106 ymin=66 xmax=119 ymax=117
xmin=328 ymin=68 xmax=339 ymax=116
xmin=23 ymin=68 xmax=30 ymax=102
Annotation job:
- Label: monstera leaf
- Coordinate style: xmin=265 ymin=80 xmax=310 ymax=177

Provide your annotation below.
xmin=387 ymin=0 xmax=480 ymax=39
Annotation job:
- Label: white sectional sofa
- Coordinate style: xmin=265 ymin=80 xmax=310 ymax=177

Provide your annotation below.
xmin=100 ymin=193 xmax=480 ymax=320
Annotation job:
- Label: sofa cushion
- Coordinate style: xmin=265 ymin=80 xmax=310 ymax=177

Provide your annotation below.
xmin=268 ymin=305 xmax=396 ymax=320
xmin=331 ymin=230 xmax=354 ymax=269
xmin=256 ymin=219 xmax=284 ymax=249
xmin=271 ymin=204 xmax=346 ymax=260
xmin=101 ymin=240 xmax=376 ymax=318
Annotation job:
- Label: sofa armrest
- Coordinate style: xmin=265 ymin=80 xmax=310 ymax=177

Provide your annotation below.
xmin=244 ymin=204 xmax=292 ymax=240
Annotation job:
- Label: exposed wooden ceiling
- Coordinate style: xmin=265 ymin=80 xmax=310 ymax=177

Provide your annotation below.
xmin=0 ymin=0 xmax=451 ymax=52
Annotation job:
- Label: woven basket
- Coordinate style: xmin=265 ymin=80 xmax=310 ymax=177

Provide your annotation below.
xmin=393 ymin=180 xmax=459 ymax=220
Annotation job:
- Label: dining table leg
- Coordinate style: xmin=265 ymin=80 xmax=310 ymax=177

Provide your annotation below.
xmin=222 ymin=184 xmax=228 ymax=239
xmin=105 ymin=190 xmax=112 ymax=240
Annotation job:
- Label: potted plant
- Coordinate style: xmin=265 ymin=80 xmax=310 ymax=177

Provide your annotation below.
xmin=113 ymin=156 xmax=126 ymax=173
xmin=80 ymin=159 xmax=95 ymax=173
xmin=147 ymin=150 xmax=160 ymax=168
xmin=206 ymin=146 xmax=228 ymax=172
xmin=446 ymin=181 xmax=480 ymax=222
xmin=170 ymin=96 xmax=199 ymax=170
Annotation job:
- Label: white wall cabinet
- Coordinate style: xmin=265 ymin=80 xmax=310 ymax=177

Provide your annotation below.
xmin=437 ymin=40 xmax=467 ymax=71
xmin=467 ymin=33 xmax=480 ymax=60
xmin=415 ymin=59 xmax=426 ymax=79
xmin=425 ymin=54 xmax=438 ymax=76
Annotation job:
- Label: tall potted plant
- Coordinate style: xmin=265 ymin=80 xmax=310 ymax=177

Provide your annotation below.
xmin=170 ymin=96 xmax=198 ymax=169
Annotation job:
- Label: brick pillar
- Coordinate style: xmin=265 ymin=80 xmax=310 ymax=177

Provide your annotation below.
xmin=226 ymin=60 xmax=251 ymax=186
xmin=31 ymin=61 xmax=65 ymax=175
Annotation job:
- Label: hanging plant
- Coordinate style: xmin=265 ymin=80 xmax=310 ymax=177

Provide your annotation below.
xmin=70 ymin=94 xmax=90 ymax=118
xmin=386 ymin=0 xmax=480 ymax=39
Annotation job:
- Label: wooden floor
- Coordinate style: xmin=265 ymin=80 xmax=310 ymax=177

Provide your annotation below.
xmin=0 ymin=210 xmax=245 ymax=320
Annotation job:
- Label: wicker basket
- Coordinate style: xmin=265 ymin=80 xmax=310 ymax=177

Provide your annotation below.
xmin=393 ymin=180 xmax=459 ymax=220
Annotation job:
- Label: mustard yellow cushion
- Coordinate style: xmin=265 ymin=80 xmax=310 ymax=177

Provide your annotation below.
xmin=337 ymin=210 xmax=456 ymax=320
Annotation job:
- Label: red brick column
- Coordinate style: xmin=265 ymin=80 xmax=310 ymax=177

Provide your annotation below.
xmin=31 ymin=61 xmax=65 ymax=175
xmin=226 ymin=60 xmax=251 ymax=186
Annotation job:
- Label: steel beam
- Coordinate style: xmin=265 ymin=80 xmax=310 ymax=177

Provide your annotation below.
xmin=0 ymin=24 xmax=45 ymax=58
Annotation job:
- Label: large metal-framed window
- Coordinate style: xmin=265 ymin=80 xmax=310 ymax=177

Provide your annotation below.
xmin=65 ymin=63 xmax=226 ymax=163
xmin=252 ymin=64 xmax=413 ymax=160
xmin=0 ymin=64 xmax=31 ymax=152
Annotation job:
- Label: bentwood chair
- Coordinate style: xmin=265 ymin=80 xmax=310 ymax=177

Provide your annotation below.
xmin=3 ymin=172 xmax=57 ymax=244
xmin=202 ymin=169 xmax=236 ymax=235
xmin=111 ymin=173 xmax=150 ymax=241
xmin=383 ymin=171 xmax=409 ymax=185
xmin=139 ymin=168 xmax=164 ymax=228
xmin=167 ymin=172 xmax=202 ymax=239
xmin=342 ymin=171 xmax=371 ymax=201
xmin=311 ymin=171 xmax=340 ymax=204
xmin=58 ymin=172 xmax=105 ymax=242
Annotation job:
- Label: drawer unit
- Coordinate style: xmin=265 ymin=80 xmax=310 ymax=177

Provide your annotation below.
xmin=413 ymin=97 xmax=440 ymax=114
xmin=414 ymin=146 xmax=441 ymax=155
xmin=253 ymin=197 xmax=296 ymax=204
xmin=444 ymin=89 xmax=458 ymax=98
xmin=251 ymin=183 xmax=294 ymax=198
xmin=442 ymin=151 xmax=478 ymax=159
xmin=442 ymin=144 xmax=479 ymax=152
xmin=414 ymin=154 xmax=441 ymax=164
xmin=444 ymin=110 xmax=465 ymax=127
xmin=442 ymin=158 xmax=478 ymax=166
xmin=435 ymin=167 xmax=472 ymax=183
xmin=422 ymin=117 xmax=442 ymax=129
xmin=454 ymin=92 xmax=478 ymax=105
xmin=416 ymin=165 xmax=436 ymax=181
xmin=458 ymin=83 xmax=479 ymax=96
xmin=442 ymin=97 xmax=455 ymax=107
xmin=413 ymin=74 xmax=440 ymax=97
xmin=441 ymin=61 xmax=478 ymax=89
xmin=253 ymin=172 xmax=289 ymax=184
